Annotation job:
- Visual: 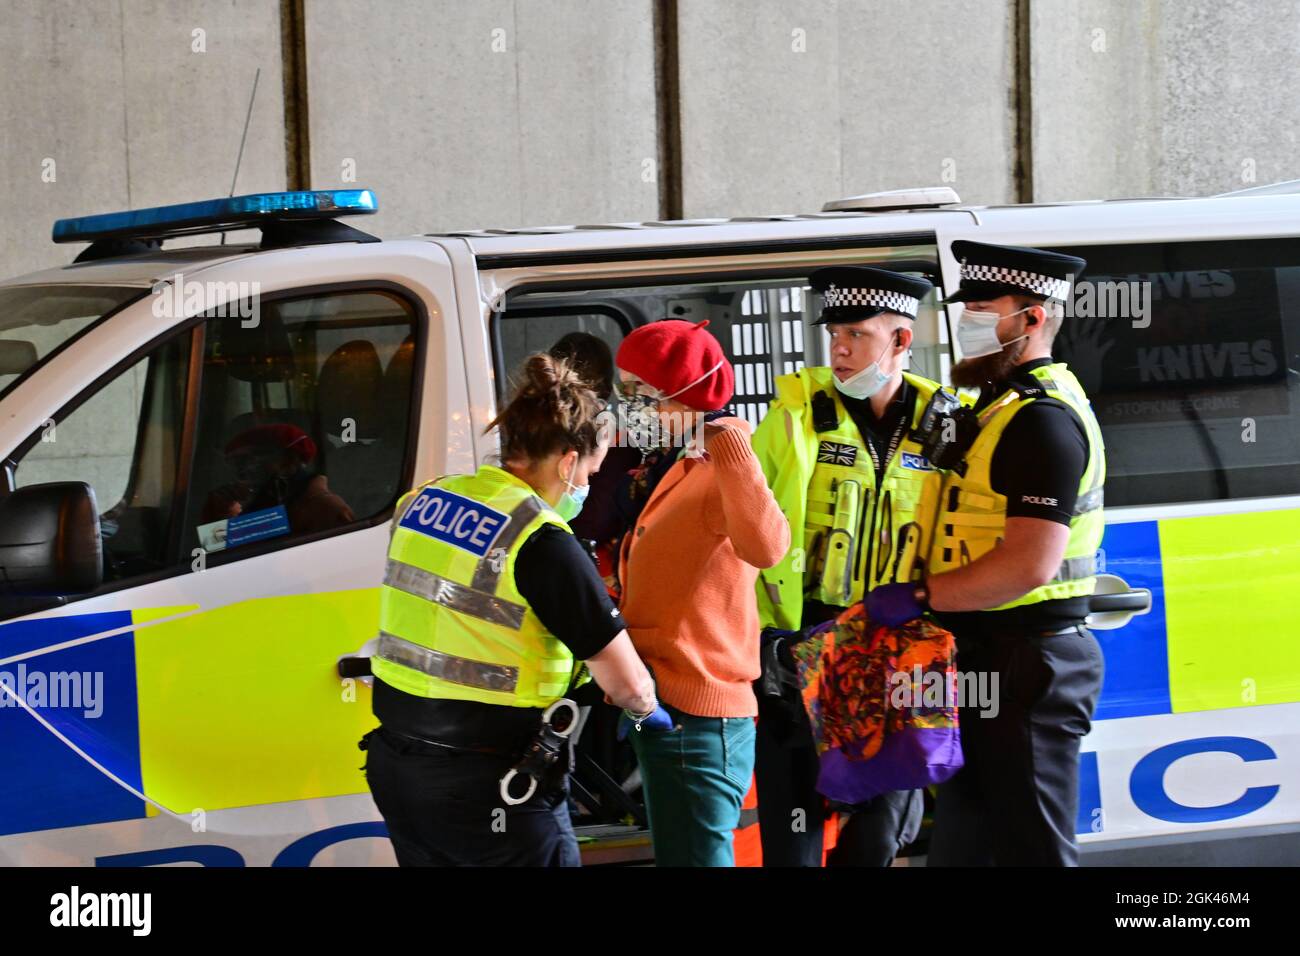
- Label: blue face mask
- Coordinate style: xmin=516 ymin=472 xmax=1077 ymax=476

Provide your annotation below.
xmin=556 ymin=462 xmax=590 ymax=521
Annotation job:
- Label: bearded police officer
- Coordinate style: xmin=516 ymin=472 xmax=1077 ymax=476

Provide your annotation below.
xmin=866 ymin=240 xmax=1106 ymax=866
xmin=752 ymin=265 xmax=945 ymax=866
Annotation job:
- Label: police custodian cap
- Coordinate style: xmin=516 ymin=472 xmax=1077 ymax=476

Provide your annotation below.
xmin=944 ymin=240 xmax=1087 ymax=303
xmin=809 ymin=266 xmax=933 ymax=325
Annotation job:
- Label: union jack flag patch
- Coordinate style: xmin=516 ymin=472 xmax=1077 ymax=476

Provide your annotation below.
xmin=817 ymin=440 xmax=858 ymax=466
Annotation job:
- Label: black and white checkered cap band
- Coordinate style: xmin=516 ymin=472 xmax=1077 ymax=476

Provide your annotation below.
xmin=960 ymin=262 xmax=1072 ymax=300
xmin=821 ymin=286 xmax=919 ymax=316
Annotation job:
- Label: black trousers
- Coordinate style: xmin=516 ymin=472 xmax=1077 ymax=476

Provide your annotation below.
xmin=928 ymin=623 xmax=1104 ymax=867
xmin=363 ymin=727 xmax=580 ymax=867
xmin=755 ymin=696 xmax=923 ymax=867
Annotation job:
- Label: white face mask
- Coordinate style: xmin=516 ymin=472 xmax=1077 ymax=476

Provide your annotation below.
xmin=832 ymin=334 xmax=897 ymax=401
xmin=956 ymin=306 xmax=1032 ymax=359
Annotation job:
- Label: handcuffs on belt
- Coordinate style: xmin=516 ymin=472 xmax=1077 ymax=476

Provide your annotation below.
xmin=498 ymin=698 xmax=579 ymax=806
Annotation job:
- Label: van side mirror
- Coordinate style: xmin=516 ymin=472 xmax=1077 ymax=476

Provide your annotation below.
xmin=0 ymin=482 xmax=102 ymax=595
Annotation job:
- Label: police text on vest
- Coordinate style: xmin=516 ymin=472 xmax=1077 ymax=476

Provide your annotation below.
xmin=398 ymin=488 xmax=511 ymax=557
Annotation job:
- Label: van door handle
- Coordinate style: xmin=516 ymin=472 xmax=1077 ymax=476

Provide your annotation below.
xmin=1086 ymin=574 xmax=1153 ymax=630
xmin=1088 ymin=590 xmax=1151 ymax=614
xmin=337 ymin=656 xmax=372 ymax=678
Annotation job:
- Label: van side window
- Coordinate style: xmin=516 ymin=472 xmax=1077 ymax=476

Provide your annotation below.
xmin=1050 ymin=238 xmax=1300 ymax=506
xmin=12 ymin=288 xmax=418 ymax=589
xmin=496 ymin=309 xmax=627 ymax=398
xmin=16 ymin=333 xmax=192 ymax=581
xmin=184 ymin=290 xmax=417 ymax=559
xmin=497 ymin=260 xmax=943 ymax=429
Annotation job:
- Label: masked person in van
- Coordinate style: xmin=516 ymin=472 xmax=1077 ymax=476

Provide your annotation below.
xmin=201 ymin=423 xmax=355 ymax=535
xmin=363 ymin=353 xmax=672 ymax=866
xmin=614 ymin=319 xmax=789 ymax=867
xmin=547 ymin=331 xmax=643 ymax=597
xmin=750 ymin=266 xmax=945 ymax=866
xmin=865 ymin=241 xmax=1106 ymax=867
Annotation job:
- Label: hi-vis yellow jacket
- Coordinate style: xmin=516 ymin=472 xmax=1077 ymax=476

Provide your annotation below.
xmin=752 ymin=368 xmax=948 ymax=631
xmin=928 ymin=361 xmax=1106 ymax=608
xmin=372 ymin=464 xmax=586 ymax=708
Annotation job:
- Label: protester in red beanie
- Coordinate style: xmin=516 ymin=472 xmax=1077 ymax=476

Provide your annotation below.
xmin=614 ymin=319 xmax=790 ymax=866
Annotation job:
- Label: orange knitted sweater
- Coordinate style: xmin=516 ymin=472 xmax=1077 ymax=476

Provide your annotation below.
xmin=618 ymin=418 xmax=790 ymax=717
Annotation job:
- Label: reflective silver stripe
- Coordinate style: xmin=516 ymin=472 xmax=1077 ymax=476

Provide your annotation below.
xmin=376 ymin=630 xmax=519 ymax=693
xmin=385 ymin=559 xmax=527 ymax=630
xmin=470 ymin=495 xmax=546 ymax=593
xmin=1052 ymin=554 xmax=1096 ymax=583
xmin=1073 ymin=486 xmax=1104 ymax=515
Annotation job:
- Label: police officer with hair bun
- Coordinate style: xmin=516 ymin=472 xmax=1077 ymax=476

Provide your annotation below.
xmin=866 ymin=240 xmax=1107 ymax=866
xmin=362 ymin=352 xmax=671 ymax=867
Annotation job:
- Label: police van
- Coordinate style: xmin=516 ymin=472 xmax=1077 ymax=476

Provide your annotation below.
xmin=0 ymin=186 xmax=1295 ymax=866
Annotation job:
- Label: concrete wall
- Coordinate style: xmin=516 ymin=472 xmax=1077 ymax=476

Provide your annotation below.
xmin=0 ymin=0 xmax=285 ymax=278
xmin=1032 ymin=0 xmax=1300 ymax=201
xmin=677 ymin=0 xmax=1018 ymax=217
xmin=306 ymin=0 xmax=660 ymax=238
xmin=2 ymin=0 xmax=1300 ymax=277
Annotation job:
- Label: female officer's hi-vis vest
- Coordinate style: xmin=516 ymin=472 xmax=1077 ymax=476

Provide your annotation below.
xmin=372 ymin=464 xmax=585 ymax=709
xmin=928 ymin=362 xmax=1106 ymax=609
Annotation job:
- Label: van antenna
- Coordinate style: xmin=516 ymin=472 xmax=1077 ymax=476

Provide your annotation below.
xmin=221 ymin=67 xmax=261 ymax=246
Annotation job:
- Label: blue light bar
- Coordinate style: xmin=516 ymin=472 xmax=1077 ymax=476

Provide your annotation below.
xmin=52 ymin=189 xmax=378 ymax=244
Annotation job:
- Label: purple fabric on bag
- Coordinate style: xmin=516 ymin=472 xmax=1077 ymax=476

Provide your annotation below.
xmin=817 ymin=726 xmax=964 ymax=805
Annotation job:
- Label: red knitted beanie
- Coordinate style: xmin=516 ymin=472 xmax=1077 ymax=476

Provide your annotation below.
xmin=615 ymin=319 xmax=734 ymax=411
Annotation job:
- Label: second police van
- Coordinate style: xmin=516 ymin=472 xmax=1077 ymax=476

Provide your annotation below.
xmin=0 ymin=185 xmax=1295 ymax=865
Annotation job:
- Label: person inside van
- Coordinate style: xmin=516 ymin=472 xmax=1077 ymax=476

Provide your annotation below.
xmin=200 ymin=423 xmax=355 ymax=535
xmin=547 ymin=331 xmax=642 ymax=595
xmin=614 ymin=319 xmax=790 ymax=866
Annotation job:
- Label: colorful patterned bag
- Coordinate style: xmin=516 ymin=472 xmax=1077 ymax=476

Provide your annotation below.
xmin=789 ymin=605 xmax=963 ymax=805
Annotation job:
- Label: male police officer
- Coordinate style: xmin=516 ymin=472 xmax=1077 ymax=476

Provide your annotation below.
xmin=866 ymin=240 xmax=1106 ymax=866
xmin=752 ymin=265 xmax=944 ymax=866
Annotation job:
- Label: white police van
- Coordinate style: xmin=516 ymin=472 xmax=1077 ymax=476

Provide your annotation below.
xmin=0 ymin=186 xmax=1295 ymax=866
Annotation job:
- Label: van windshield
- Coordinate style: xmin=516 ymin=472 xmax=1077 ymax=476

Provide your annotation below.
xmin=0 ymin=284 xmax=144 ymax=399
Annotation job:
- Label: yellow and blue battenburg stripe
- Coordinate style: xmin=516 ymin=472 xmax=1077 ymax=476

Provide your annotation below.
xmin=1075 ymin=507 xmax=1300 ymax=835
xmin=2 ymin=505 xmax=1297 ymax=842
xmin=1091 ymin=509 xmax=1300 ymax=721
xmin=1 ymin=592 xmax=382 ymax=837
xmin=0 ymin=610 xmax=143 ymax=836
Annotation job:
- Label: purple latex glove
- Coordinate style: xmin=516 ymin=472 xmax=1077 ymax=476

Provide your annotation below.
xmin=866 ymin=582 xmax=926 ymax=627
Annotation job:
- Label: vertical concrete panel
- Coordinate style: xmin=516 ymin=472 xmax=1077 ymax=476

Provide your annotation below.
xmin=1032 ymin=0 xmax=1300 ymax=200
xmin=679 ymin=0 xmax=1017 ymax=218
xmin=837 ymin=0 xmax=1017 ymax=206
xmin=119 ymin=0 xmax=286 ymax=207
xmin=677 ymin=0 xmax=841 ymax=218
xmin=307 ymin=0 xmax=658 ymax=237
xmin=1030 ymin=0 xmax=1162 ymax=202
xmin=1157 ymin=0 xmax=1300 ymax=196
xmin=514 ymin=1 xmax=659 ymax=225
xmin=0 ymin=0 xmax=285 ymax=278
xmin=0 ymin=0 xmax=129 ymax=277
